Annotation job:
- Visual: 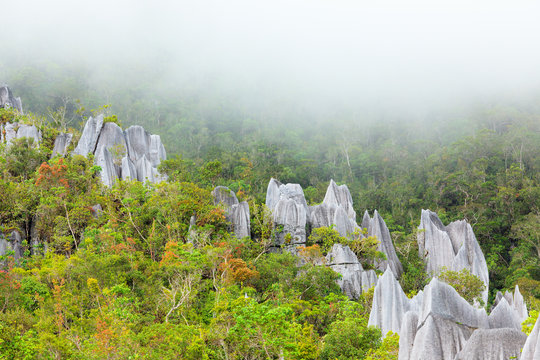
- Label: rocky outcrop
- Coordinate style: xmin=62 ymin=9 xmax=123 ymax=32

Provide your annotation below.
xmin=51 ymin=133 xmax=73 ymax=157
xmin=1 ymin=122 xmax=41 ymax=146
xmin=325 ymin=243 xmax=377 ymax=299
xmin=0 ymin=230 xmax=23 ymax=260
xmin=369 ymin=267 xmax=423 ymax=337
xmin=310 ymin=180 xmax=360 ymax=237
xmin=265 ymin=179 xmax=309 ymax=250
xmin=73 ymin=114 xmax=104 ymax=156
xmin=71 ymin=117 xmax=166 ymax=186
xmin=362 ymin=210 xmax=403 ymax=278
xmin=417 ymin=209 xmax=489 ymax=304
xmin=0 ymin=85 xmax=23 ymax=113
xmin=406 ymin=313 xmax=473 ymax=360
xmin=522 ymin=315 xmax=540 ymax=360
xmin=487 ymin=297 xmax=522 ymax=330
xmin=212 ymin=186 xmax=250 ymax=239
xmin=492 ymin=285 xmax=528 ymax=325
xmin=454 ymin=328 xmax=527 ymax=360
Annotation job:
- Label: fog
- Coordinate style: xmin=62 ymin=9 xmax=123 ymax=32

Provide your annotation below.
xmin=3 ymin=0 xmax=540 ymax=116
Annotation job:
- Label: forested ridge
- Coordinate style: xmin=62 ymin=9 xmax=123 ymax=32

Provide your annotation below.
xmin=0 ymin=64 xmax=539 ymax=359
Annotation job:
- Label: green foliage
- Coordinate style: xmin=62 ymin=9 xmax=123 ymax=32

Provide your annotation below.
xmin=522 ymin=310 xmax=539 ymax=336
xmin=320 ymin=316 xmax=382 ymax=360
xmin=438 ymin=268 xmax=486 ymax=306
xmin=365 ymin=332 xmax=399 ymax=360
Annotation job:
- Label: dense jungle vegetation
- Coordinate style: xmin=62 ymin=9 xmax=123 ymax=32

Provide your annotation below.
xmin=0 ymin=62 xmax=539 ymax=359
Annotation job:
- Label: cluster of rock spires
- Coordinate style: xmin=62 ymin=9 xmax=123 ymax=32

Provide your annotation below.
xmin=0 ymin=85 xmax=23 ymax=113
xmin=378 ymin=269 xmax=538 ymax=359
xmin=68 ymin=115 xmax=167 ymax=186
xmin=1 ymin=86 xmax=167 ymax=187
xmin=211 ymin=178 xmax=404 ymax=299
xmin=211 ymin=186 xmax=250 ymax=239
xmin=366 ymin=209 xmax=538 ymax=359
xmin=418 ymin=209 xmax=490 ymax=305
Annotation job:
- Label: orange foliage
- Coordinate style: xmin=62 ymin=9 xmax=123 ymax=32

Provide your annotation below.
xmin=160 ymin=241 xmax=180 ymax=267
xmin=35 ymin=158 xmax=69 ymax=189
xmin=219 ymin=257 xmax=259 ymax=285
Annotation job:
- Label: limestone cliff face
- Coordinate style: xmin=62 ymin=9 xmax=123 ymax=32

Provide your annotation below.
xmin=0 ymin=85 xmax=23 ymax=113
xmin=362 ymin=210 xmax=403 ymax=278
xmin=325 ymin=243 xmax=377 ymax=299
xmin=71 ymin=117 xmax=166 ymax=186
xmin=417 ymin=209 xmax=489 ymax=304
xmin=212 ymin=186 xmax=250 ymax=239
xmin=265 ymin=178 xmax=309 ymax=252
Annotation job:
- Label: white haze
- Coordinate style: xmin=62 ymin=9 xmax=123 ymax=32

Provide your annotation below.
xmin=3 ymin=0 xmax=540 ymax=115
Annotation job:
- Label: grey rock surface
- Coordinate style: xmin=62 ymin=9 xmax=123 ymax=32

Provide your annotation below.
xmin=17 ymin=124 xmax=41 ymax=144
xmin=408 ymin=313 xmax=473 ymax=360
xmin=398 ymin=311 xmax=419 ymax=360
xmin=212 ymin=186 xmax=250 ymax=239
xmin=212 ymin=186 xmax=239 ymax=207
xmin=310 ymin=180 xmax=359 ymax=238
xmin=121 ymin=156 xmax=137 ymax=180
xmin=325 ymin=243 xmax=378 ymax=299
xmin=3 ymin=123 xmax=17 ymax=144
xmin=419 ymin=278 xmax=488 ymax=329
xmin=487 ymin=297 xmax=522 ymax=330
xmin=0 ymin=86 xmax=23 ymax=113
xmin=369 ymin=267 xmax=423 ymax=336
xmin=95 ymin=147 xmax=118 ymax=187
xmin=73 ymin=114 xmax=104 ymax=156
xmin=51 ymin=133 xmax=73 ymax=157
xmin=362 ymin=210 xmax=403 ymax=278
xmin=0 ymin=231 xmax=23 ymax=260
xmin=265 ymin=179 xmax=309 ymax=248
xmin=417 ymin=209 xmax=489 ymax=305
xmin=522 ymin=314 xmax=540 ymax=360
xmin=94 ymin=122 xmax=128 ymax=164
xmin=454 ymin=328 xmax=526 ymax=360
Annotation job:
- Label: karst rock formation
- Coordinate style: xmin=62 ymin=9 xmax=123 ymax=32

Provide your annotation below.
xmin=417 ymin=209 xmax=489 ymax=304
xmin=212 ymin=186 xmax=251 ymax=239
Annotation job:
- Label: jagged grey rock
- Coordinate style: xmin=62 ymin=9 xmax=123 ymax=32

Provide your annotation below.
xmin=121 ymin=156 xmax=137 ymax=180
xmin=487 ymin=297 xmax=522 ymax=330
xmin=514 ymin=285 xmax=529 ymax=324
xmin=454 ymin=328 xmax=527 ymax=360
xmin=310 ymin=180 xmax=359 ymax=237
xmin=398 ymin=311 xmax=419 ymax=360
xmin=17 ymin=124 xmax=41 ymax=143
xmin=325 ymin=243 xmax=378 ymax=299
xmin=212 ymin=186 xmax=251 ymax=239
xmin=149 ymin=134 xmax=166 ymax=167
xmin=369 ymin=267 xmax=423 ymax=336
xmin=73 ymin=115 xmax=104 ymax=156
xmin=265 ymin=179 xmax=309 ymax=248
xmin=1 ymin=122 xmax=41 ymax=146
xmin=125 ymin=125 xmax=150 ymax=162
xmin=362 ymin=210 xmax=403 ymax=278
xmin=522 ymin=314 xmax=540 ymax=360
xmin=212 ymin=186 xmax=239 ymax=207
xmin=0 ymin=231 xmax=23 ymax=260
xmin=51 ymin=133 xmax=73 ymax=157
xmin=408 ymin=313 xmax=473 ymax=360
xmin=0 ymin=86 xmax=23 ymax=113
xmin=323 ymin=180 xmax=356 ymax=221
xmin=95 ymin=147 xmax=118 ymax=187
xmin=419 ymin=278 xmax=488 ymax=329
xmin=417 ymin=209 xmax=489 ymax=304
xmin=134 ymin=155 xmax=155 ymax=183
xmin=3 ymin=123 xmax=17 ymax=144
xmin=94 ymin=122 xmax=128 ymax=163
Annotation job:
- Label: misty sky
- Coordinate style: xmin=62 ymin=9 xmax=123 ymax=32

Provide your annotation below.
xmin=4 ymin=0 xmax=540 ymax=112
